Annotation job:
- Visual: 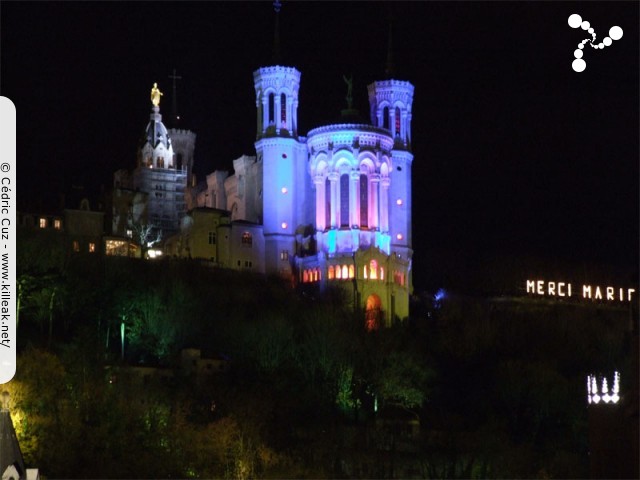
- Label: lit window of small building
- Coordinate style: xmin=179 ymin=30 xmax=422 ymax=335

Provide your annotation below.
xmin=73 ymin=240 xmax=80 ymax=252
xmin=126 ymin=229 xmax=133 ymax=238
xmin=241 ymin=232 xmax=252 ymax=246
xmin=336 ymin=265 xmax=342 ymax=279
xmin=348 ymin=265 xmax=355 ymax=279
xmin=303 ymin=270 xmax=309 ymax=283
xmin=89 ymin=242 xmax=96 ymax=253
xmin=280 ymin=250 xmax=289 ymax=261
xmin=328 ymin=265 xmax=335 ymax=279
xmin=39 ymin=217 xmax=47 ymax=229
xmin=341 ymin=265 xmax=348 ymax=279
xmin=54 ymin=219 xmax=61 ymax=230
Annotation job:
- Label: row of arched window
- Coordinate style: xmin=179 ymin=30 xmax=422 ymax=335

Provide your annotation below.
xmin=363 ymin=259 xmax=384 ymax=280
xmin=393 ymin=270 xmax=406 ymax=287
xmin=381 ymin=106 xmax=402 ymax=134
xmin=328 ymin=264 xmax=355 ymax=280
xmin=328 ymin=260 xmax=385 ymax=281
xmin=302 ymin=261 xmax=399 ymax=284
xmin=325 ymin=173 xmax=369 ymax=228
xmin=267 ymin=93 xmax=288 ymax=126
xmin=302 ymin=268 xmax=321 ymax=283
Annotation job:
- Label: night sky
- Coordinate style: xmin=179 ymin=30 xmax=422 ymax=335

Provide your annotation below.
xmin=2 ymin=2 xmax=638 ymax=287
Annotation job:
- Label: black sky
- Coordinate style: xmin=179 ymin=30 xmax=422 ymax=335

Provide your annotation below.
xmin=1 ymin=1 xmax=638 ymax=286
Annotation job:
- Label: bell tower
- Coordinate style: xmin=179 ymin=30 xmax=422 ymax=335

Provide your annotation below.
xmin=368 ymin=78 xmax=414 ymax=272
xmin=253 ymin=3 xmax=310 ymax=277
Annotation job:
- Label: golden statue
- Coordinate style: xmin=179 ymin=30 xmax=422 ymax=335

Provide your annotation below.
xmin=150 ymin=82 xmax=163 ymax=107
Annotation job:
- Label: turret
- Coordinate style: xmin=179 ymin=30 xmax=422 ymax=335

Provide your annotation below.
xmin=367 ymin=80 xmax=414 ymax=264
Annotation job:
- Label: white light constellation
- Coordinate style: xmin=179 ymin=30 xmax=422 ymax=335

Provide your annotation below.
xmin=568 ymin=14 xmax=623 ymax=73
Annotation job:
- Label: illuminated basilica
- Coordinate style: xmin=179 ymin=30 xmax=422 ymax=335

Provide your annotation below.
xmin=113 ymin=36 xmax=415 ymax=327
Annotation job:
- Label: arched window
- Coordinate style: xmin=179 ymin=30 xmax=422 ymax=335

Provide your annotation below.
xmin=268 ymin=93 xmax=275 ymax=124
xmin=380 ymin=267 xmax=384 ymax=281
xmin=303 ymin=270 xmax=309 ymax=283
xmin=336 ymin=265 xmax=342 ymax=279
xmin=328 ymin=265 xmax=335 ymax=279
xmin=325 ymin=177 xmax=331 ymax=228
xmin=360 ymin=174 xmax=368 ymax=228
xmin=281 ymin=93 xmax=287 ymax=126
xmin=395 ymin=106 xmax=401 ymax=136
xmin=383 ymin=106 xmax=390 ymax=129
xmin=363 ymin=265 xmax=368 ymax=279
xmin=342 ymin=265 xmax=348 ymax=279
xmin=340 ymin=174 xmax=349 ymax=228
xmin=314 ymin=269 xmax=319 ymax=281
xmin=348 ymin=265 xmax=355 ymax=279
xmin=369 ymin=260 xmax=378 ymax=280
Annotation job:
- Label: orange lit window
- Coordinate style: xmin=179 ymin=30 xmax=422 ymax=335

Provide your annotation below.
xmin=328 ymin=265 xmax=335 ymax=279
xmin=336 ymin=265 xmax=342 ymax=279
xmin=341 ymin=265 xmax=348 ymax=279
xmin=348 ymin=265 xmax=354 ymax=279
xmin=54 ymin=219 xmax=61 ymax=230
xmin=303 ymin=270 xmax=309 ymax=283
xmin=369 ymin=260 xmax=378 ymax=280
xmin=73 ymin=241 xmax=80 ymax=252
xmin=39 ymin=218 xmax=47 ymax=229
xmin=89 ymin=242 xmax=96 ymax=253
xmin=363 ymin=265 xmax=368 ymax=279
xmin=380 ymin=267 xmax=384 ymax=281
xmin=241 ymin=232 xmax=253 ymax=246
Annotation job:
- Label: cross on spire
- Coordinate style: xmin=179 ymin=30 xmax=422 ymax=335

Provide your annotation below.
xmin=168 ymin=68 xmax=182 ymax=124
xmin=385 ymin=9 xmax=395 ymax=78
xmin=272 ymin=1 xmax=282 ymax=64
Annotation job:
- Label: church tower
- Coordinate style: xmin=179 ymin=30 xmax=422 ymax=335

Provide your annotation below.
xmin=367 ymin=80 xmax=414 ymax=267
xmin=132 ymin=83 xmax=188 ymax=236
xmin=253 ymin=4 xmax=310 ymax=277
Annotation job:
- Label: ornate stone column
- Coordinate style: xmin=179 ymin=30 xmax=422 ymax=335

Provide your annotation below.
xmin=350 ymin=171 xmax=360 ymax=228
xmin=314 ymin=174 xmax=326 ymax=231
xmin=380 ymin=176 xmax=390 ymax=232
xmin=370 ymin=173 xmax=380 ymax=229
xmin=328 ymin=171 xmax=339 ymax=228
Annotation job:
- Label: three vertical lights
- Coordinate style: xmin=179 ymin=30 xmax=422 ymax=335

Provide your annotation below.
xmin=587 ymin=371 xmax=620 ymax=404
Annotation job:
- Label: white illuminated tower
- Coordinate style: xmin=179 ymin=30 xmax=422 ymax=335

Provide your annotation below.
xmin=367 ymin=80 xmax=414 ymax=266
xmin=133 ymin=88 xmax=188 ymax=236
xmin=254 ymin=65 xmax=309 ymax=276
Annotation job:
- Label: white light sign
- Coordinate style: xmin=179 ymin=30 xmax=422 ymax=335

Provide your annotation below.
xmin=526 ymin=280 xmax=636 ymax=302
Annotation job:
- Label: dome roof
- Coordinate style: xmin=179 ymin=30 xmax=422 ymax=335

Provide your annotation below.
xmin=143 ymin=106 xmax=172 ymax=149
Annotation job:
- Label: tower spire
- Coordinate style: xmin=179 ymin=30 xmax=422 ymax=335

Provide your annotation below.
xmin=272 ymin=0 xmax=282 ymax=64
xmin=385 ymin=12 xmax=395 ymax=78
xmin=168 ymin=68 xmax=182 ymax=125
